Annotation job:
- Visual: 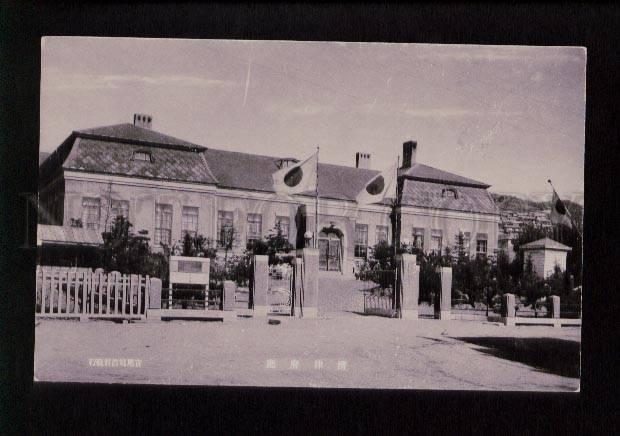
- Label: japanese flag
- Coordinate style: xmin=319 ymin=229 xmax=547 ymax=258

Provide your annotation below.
xmin=356 ymin=163 xmax=397 ymax=206
xmin=272 ymin=152 xmax=318 ymax=196
xmin=550 ymin=190 xmax=573 ymax=228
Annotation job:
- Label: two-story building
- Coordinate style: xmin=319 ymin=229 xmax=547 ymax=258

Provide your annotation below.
xmin=38 ymin=114 xmax=500 ymax=274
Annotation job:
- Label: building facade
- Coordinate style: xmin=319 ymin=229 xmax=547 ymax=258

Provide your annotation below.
xmin=39 ymin=115 xmax=500 ymax=274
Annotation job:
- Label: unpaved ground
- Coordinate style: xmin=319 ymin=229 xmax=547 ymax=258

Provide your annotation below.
xmin=34 ymin=316 xmax=580 ymax=391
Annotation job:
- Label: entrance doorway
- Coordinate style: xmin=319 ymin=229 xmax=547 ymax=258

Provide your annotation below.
xmin=318 ymin=237 xmax=341 ymax=271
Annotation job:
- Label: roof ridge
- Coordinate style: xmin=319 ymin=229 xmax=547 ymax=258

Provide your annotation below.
xmin=403 ymin=162 xmax=490 ymax=188
xmin=75 ymin=123 xmax=205 ymax=150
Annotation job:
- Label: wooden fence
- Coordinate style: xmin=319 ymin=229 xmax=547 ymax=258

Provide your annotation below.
xmin=35 ymin=266 xmax=150 ymax=320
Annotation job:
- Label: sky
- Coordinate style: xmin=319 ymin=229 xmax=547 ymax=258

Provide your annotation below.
xmin=40 ymin=37 xmax=585 ymax=203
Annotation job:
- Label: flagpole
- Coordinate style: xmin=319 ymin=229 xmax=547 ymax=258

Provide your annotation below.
xmin=548 ymin=179 xmax=582 ymax=239
xmin=315 ymin=147 xmax=319 ymax=249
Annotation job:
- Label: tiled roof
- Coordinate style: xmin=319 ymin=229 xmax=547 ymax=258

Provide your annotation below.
xmin=400 ymin=163 xmax=490 ymax=188
xmin=37 ymin=224 xmax=103 ymax=246
xmin=76 ymin=123 xmax=205 ymax=150
xmin=63 ymin=138 xmax=218 ymax=184
xmin=45 ymin=123 xmax=498 ymax=215
xmin=204 ymin=148 xmax=381 ymax=201
xmin=521 ymin=237 xmax=572 ymax=251
xmin=401 ymin=179 xmax=498 ymax=214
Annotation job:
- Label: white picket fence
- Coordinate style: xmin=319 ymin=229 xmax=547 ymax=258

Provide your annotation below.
xmin=35 ymin=266 xmax=150 ymax=320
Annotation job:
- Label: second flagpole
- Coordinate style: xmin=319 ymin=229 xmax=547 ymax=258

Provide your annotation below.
xmin=315 ymin=146 xmax=319 ymax=249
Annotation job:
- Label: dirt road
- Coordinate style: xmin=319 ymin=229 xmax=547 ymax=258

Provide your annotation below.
xmin=34 ymin=316 xmax=580 ymax=391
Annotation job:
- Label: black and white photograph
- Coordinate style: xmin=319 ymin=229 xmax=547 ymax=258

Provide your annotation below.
xmin=34 ymin=37 xmax=584 ymax=391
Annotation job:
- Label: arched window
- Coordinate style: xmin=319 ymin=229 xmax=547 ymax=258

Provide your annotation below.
xmin=441 ymin=187 xmax=458 ymax=199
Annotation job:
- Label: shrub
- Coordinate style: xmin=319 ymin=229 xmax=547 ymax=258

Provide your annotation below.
xmin=209 ymin=254 xmax=251 ymax=289
xmin=101 ymin=215 xmax=170 ymax=284
xmin=246 ymin=221 xmax=294 ymax=265
xmin=179 ymin=233 xmax=217 ymax=259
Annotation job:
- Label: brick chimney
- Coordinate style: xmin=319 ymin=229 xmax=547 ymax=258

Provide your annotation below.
xmin=355 ymin=152 xmax=371 ymax=169
xmin=402 ymin=140 xmax=417 ymax=168
xmin=133 ymin=113 xmax=152 ymax=129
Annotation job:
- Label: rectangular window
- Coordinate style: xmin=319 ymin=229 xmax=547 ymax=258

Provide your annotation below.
xmin=460 ymin=231 xmax=471 ymax=252
xmin=82 ymin=197 xmax=100 ymax=230
xmin=412 ymin=227 xmax=425 ymax=250
xmin=132 ymin=151 xmax=152 ymax=162
xmin=109 ymin=200 xmax=129 ymax=228
xmin=275 ymin=216 xmax=290 ymax=239
xmin=154 ymin=204 xmax=173 ymax=246
xmin=182 ymin=206 xmax=199 ymax=238
xmin=247 ymin=213 xmax=262 ymax=244
xmin=376 ymin=225 xmax=388 ymax=244
xmin=476 ymin=233 xmax=488 ymax=255
xmin=354 ymin=224 xmax=369 ymax=258
xmin=430 ymin=229 xmax=442 ymax=254
xmin=217 ymin=211 xmax=234 ymax=248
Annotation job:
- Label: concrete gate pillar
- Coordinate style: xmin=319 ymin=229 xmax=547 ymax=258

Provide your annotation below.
xmin=436 ymin=266 xmax=452 ymax=320
xmin=548 ymin=295 xmax=560 ymax=319
xmin=503 ymin=293 xmax=516 ymax=326
xmin=397 ymin=254 xmax=419 ymax=320
xmin=253 ymin=255 xmax=269 ymax=316
xmin=300 ymin=248 xmax=319 ymax=318
xmin=223 ymin=280 xmax=236 ymax=311
xmin=146 ymin=278 xmax=162 ymax=322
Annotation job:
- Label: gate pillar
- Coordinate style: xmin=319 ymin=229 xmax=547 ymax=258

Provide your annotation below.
xmin=436 ymin=266 xmax=452 ymax=320
xmin=253 ymin=255 xmax=269 ymax=316
xmin=502 ymin=293 xmax=516 ymax=326
xmin=223 ymin=280 xmax=236 ymax=311
xmin=397 ymin=254 xmax=419 ymax=320
xmin=300 ymin=248 xmax=319 ymax=318
xmin=548 ymin=295 xmax=560 ymax=319
xmin=148 ymin=278 xmax=162 ymax=310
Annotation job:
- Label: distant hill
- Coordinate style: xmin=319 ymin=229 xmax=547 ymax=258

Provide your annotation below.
xmin=491 ymin=192 xmax=583 ymax=228
xmin=490 ymin=193 xmax=548 ymax=212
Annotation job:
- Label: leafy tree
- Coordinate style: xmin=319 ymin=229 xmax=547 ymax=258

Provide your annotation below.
xmin=519 ymin=254 xmax=549 ymax=311
xmin=101 ymin=216 xmax=170 ymax=283
xmin=218 ymin=224 xmax=238 ymax=263
xmin=512 ymin=223 xmax=551 ymax=255
xmin=180 ymin=233 xmax=217 ymax=259
xmin=246 ymin=221 xmax=294 ymax=265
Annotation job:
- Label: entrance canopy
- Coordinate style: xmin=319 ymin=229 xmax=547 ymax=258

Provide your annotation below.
xmin=37 ymin=224 xmax=104 ymax=246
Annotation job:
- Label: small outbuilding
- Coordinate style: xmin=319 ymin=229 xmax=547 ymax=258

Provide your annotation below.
xmin=520 ymin=237 xmax=572 ymax=278
xmin=37 ymin=224 xmax=104 ymax=267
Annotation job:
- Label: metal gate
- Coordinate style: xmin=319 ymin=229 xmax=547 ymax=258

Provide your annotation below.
xmin=267 ymin=263 xmax=294 ymax=315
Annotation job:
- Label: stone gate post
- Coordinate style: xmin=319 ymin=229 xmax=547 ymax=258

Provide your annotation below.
xmin=548 ymin=295 xmax=560 ymax=319
xmin=253 ymin=255 xmax=269 ymax=316
xmin=503 ymin=293 xmax=516 ymax=326
xmin=146 ymin=277 xmax=162 ymax=322
xmin=223 ymin=280 xmax=236 ymax=311
xmin=436 ymin=266 xmax=452 ymax=320
xmin=397 ymin=254 xmax=419 ymax=319
xmin=301 ymin=248 xmax=319 ymax=318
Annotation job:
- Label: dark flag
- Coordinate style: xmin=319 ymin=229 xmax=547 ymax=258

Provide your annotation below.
xmin=550 ymin=190 xmax=573 ymax=228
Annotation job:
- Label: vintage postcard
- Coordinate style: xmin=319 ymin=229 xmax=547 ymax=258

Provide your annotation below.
xmin=35 ymin=37 xmax=584 ymax=391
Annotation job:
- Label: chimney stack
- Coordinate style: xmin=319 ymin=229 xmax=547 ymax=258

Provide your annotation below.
xmin=133 ymin=113 xmax=152 ymax=129
xmin=402 ymin=140 xmax=417 ymax=168
xmin=355 ymin=152 xmax=371 ymax=169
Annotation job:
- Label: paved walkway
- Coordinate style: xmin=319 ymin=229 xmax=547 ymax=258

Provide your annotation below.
xmin=317 ymin=273 xmax=376 ymax=316
xmin=34 ymin=316 xmax=580 ymax=391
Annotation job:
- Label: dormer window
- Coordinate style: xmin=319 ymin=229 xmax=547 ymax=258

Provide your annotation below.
xmin=275 ymin=158 xmax=299 ymax=169
xmin=441 ymin=187 xmax=458 ymax=199
xmin=132 ymin=151 xmax=152 ymax=162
